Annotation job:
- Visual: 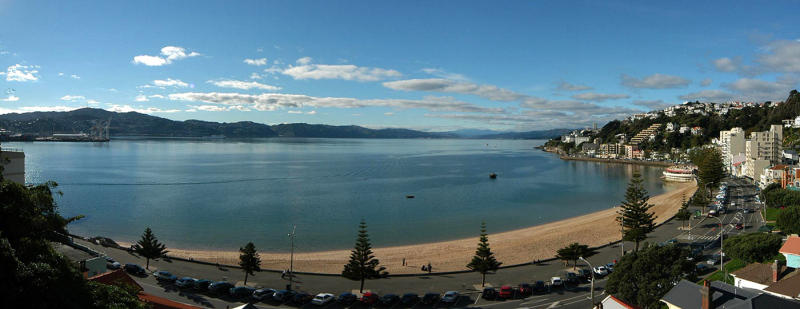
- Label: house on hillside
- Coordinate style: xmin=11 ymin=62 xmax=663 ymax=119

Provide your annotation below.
xmin=660 ymin=280 xmax=800 ymax=308
xmin=781 ymin=236 xmax=800 ymax=268
xmin=597 ymin=295 xmax=639 ymax=309
xmin=90 ymin=270 xmax=201 ymax=309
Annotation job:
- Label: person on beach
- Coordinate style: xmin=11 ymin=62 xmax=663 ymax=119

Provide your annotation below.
xmin=281 ymin=270 xmax=286 ymax=279
xmin=427 ymin=263 xmax=432 ymax=273
xmin=402 ymin=258 xmax=406 ymax=266
xmin=421 ymin=265 xmax=426 ymax=272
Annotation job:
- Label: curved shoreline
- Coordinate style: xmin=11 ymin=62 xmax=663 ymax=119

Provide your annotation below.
xmin=118 ymin=181 xmax=696 ymax=275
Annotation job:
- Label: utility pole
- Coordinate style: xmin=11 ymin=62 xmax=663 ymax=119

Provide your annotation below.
xmin=288 ymin=225 xmax=296 ymax=290
xmin=580 ymin=257 xmax=596 ymax=307
xmin=620 ymin=217 xmax=624 ymax=256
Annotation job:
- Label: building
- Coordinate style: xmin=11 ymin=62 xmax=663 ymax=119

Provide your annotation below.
xmin=629 ymin=123 xmax=661 ymax=145
xmin=90 ymin=270 xmax=201 ymax=309
xmin=599 ymin=143 xmax=623 ymax=158
xmin=761 ymin=165 xmax=789 ymax=189
xmin=679 ymin=126 xmax=690 ymax=134
xmin=744 ymin=125 xmax=783 ymax=181
xmin=731 ymin=259 xmax=800 ymax=300
xmin=781 ymin=236 xmax=800 ymax=269
xmin=665 ymin=122 xmax=677 ymax=132
xmin=661 ymin=279 xmax=800 ymax=309
xmin=691 ymin=126 xmax=704 ymax=135
xmin=0 ymin=149 xmax=25 ymax=184
xmin=719 ymin=128 xmax=746 ymax=173
xmin=597 ymin=295 xmax=640 ymax=309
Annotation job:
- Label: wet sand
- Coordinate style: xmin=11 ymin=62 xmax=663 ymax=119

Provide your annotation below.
xmin=120 ymin=181 xmax=696 ymax=274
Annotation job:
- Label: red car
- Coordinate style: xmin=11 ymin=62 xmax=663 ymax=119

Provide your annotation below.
xmin=735 ymin=223 xmax=744 ymax=230
xmin=498 ymin=285 xmax=513 ymax=299
xmin=361 ymin=292 xmax=379 ymax=305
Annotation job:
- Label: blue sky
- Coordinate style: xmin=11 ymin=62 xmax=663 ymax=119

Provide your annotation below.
xmin=0 ymin=1 xmax=799 ymax=131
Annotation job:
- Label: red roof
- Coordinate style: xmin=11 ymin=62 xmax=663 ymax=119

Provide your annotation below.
xmin=770 ymin=164 xmax=789 ymax=170
xmin=780 ymin=236 xmax=800 ymax=255
xmin=88 ymin=269 xmax=143 ymax=293
xmin=605 ymin=295 xmax=641 ymax=309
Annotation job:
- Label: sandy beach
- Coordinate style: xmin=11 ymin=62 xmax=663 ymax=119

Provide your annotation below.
xmin=119 ymin=181 xmax=696 ymax=274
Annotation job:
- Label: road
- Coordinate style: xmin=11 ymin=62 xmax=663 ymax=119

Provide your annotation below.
xmin=71 ymin=178 xmax=763 ymax=309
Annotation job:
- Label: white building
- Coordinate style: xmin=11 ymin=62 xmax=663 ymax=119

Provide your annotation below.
xmin=719 ymin=127 xmax=746 ymax=173
xmin=744 ymin=125 xmax=783 ymax=181
xmin=0 ymin=149 xmax=25 ymax=184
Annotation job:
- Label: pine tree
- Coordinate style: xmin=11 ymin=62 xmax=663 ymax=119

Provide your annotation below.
xmin=698 ymin=148 xmax=724 ymax=186
xmin=617 ymin=171 xmax=657 ymax=252
xmin=342 ymin=220 xmax=386 ymax=293
xmin=676 ymin=193 xmax=692 ymax=229
xmin=465 ymin=222 xmax=502 ymax=287
xmin=556 ymin=242 xmax=597 ymax=270
xmin=132 ymin=227 xmax=168 ymax=269
xmin=239 ymin=242 xmax=261 ymax=285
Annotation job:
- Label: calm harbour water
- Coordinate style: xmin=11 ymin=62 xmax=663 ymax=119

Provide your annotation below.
xmin=6 ymin=138 xmax=673 ymax=252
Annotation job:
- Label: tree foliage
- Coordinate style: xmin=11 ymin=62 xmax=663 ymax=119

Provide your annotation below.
xmin=675 ymin=195 xmax=692 ymax=228
xmin=724 ymin=232 xmax=783 ymax=263
xmin=777 ymin=206 xmax=800 ymax=235
xmin=605 ymin=244 xmax=696 ymax=308
xmin=132 ymin=227 xmax=168 ymax=269
xmin=764 ymin=187 xmax=800 ymax=208
xmin=239 ymin=242 xmax=261 ymax=285
xmin=618 ymin=171 xmax=657 ymax=252
xmin=555 ymin=242 xmax=597 ymax=270
xmin=466 ymin=222 xmax=502 ymax=286
xmin=342 ymin=220 xmax=386 ymax=293
xmin=0 ymin=178 xmax=147 ymax=308
xmin=691 ymin=147 xmax=724 ymax=186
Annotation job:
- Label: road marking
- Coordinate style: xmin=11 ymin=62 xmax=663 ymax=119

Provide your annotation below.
xmin=547 ymin=301 xmax=560 ymax=308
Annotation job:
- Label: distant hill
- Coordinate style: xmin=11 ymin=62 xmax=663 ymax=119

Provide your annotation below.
xmin=473 ymin=128 xmax=574 ymax=139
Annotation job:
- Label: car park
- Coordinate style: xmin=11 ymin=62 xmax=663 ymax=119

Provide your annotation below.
xmin=361 ymin=292 xmax=379 ymax=305
xmin=498 ymin=285 xmax=513 ymax=299
xmin=153 ymin=270 xmax=177 ymax=282
xmin=253 ymin=288 xmax=276 ymax=301
xmin=312 ymin=293 xmax=335 ymax=306
xmin=564 ymin=272 xmax=579 ymax=284
xmin=293 ymin=293 xmax=313 ymax=305
xmin=422 ymin=292 xmax=440 ymax=305
xmin=208 ymin=282 xmax=235 ymax=295
xmin=481 ymin=287 xmax=497 ymax=300
xmin=273 ymin=290 xmax=296 ymax=302
xmin=107 ymin=261 xmax=121 ymax=269
xmin=593 ymin=266 xmax=608 ymax=276
xmin=550 ymin=277 xmax=563 ymax=287
xmin=123 ymin=263 xmax=146 ymax=276
xmin=707 ymin=254 xmax=723 ymax=265
xmin=605 ymin=263 xmax=616 ymax=272
xmin=379 ymin=294 xmax=399 ymax=305
xmin=337 ymin=292 xmax=357 ymax=304
xmin=518 ymin=283 xmax=532 ymax=296
xmin=533 ymin=281 xmax=547 ymax=293
xmin=175 ymin=277 xmax=198 ymax=288
xmin=735 ymin=223 xmax=744 ymax=230
xmin=441 ymin=291 xmax=459 ymax=304
xmin=230 ymin=286 xmax=256 ymax=299
xmin=401 ymin=293 xmax=420 ymax=305
xmin=194 ymin=279 xmax=212 ymax=291
xmin=577 ymin=269 xmax=592 ymax=281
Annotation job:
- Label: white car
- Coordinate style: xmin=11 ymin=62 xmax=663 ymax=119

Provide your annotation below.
xmin=550 ymin=276 xmax=563 ymax=287
xmin=311 ymin=293 xmax=335 ymax=306
xmin=253 ymin=289 xmax=277 ymax=301
xmin=593 ymin=266 xmax=608 ymax=276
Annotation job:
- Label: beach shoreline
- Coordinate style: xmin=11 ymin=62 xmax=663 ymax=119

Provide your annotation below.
xmin=117 ymin=180 xmax=696 ymax=275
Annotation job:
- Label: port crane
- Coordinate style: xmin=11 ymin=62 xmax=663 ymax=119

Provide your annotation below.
xmin=89 ymin=117 xmax=111 ymax=141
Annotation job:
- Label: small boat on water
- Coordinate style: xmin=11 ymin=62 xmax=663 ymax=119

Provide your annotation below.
xmin=662 ymin=165 xmax=695 ymax=182
xmin=406 ymin=195 xmax=415 ymax=199
xmin=489 ymin=173 xmax=497 ymax=179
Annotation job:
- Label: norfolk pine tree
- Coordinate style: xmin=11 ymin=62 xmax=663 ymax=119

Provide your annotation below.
xmin=617 ymin=171 xmax=656 ymax=252
xmin=239 ymin=242 xmax=261 ymax=285
xmin=342 ymin=220 xmax=386 ymax=293
xmin=132 ymin=227 xmax=168 ymax=269
xmin=466 ymin=222 xmax=502 ymax=287
xmin=556 ymin=242 xmax=597 ymax=270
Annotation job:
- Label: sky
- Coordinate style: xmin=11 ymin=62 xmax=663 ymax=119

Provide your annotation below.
xmin=0 ymin=1 xmax=799 ymax=131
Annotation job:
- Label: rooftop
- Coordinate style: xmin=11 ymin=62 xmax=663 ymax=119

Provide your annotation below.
xmin=732 ymin=263 xmax=774 ymax=286
xmin=764 ymin=271 xmax=800 ymax=299
xmin=660 ymin=279 xmax=800 ymax=309
xmin=780 ymin=237 xmax=800 ymax=255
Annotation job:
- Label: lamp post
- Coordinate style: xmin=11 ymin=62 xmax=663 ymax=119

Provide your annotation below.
xmin=288 ymin=225 xmax=296 ymax=290
xmin=709 ymin=216 xmax=725 ymax=279
xmin=579 ymin=257 xmax=596 ymax=308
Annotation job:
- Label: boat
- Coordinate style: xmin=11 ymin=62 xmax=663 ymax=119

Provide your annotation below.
xmin=489 ymin=173 xmax=497 ymax=179
xmin=406 ymin=195 xmax=415 ymax=199
xmin=662 ymin=166 xmax=695 ymax=182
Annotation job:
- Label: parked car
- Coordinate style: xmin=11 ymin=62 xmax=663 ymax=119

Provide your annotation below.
xmin=481 ymin=287 xmax=497 ymax=300
xmin=273 ymin=290 xmax=296 ymax=302
xmin=498 ymin=285 xmax=513 ymax=299
xmin=533 ymin=281 xmax=547 ymax=293
xmin=253 ymin=288 xmax=276 ymax=301
xmin=518 ymin=283 xmax=532 ymax=296
xmin=230 ymin=286 xmax=256 ymax=299
xmin=194 ymin=279 xmax=212 ymax=291
xmin=208 ymin=282 xmax=235 ymax=295
xmin=735 ymin=223 xmax=744 ymax=230
xmin=593 ymin=266 xmax=609 ymax=276
xmin=379 ymin=294 xmax=399 ymax=305
xmin=707 ymin=254 xmax=723 ymax=265
xmin=123 ymin=263 xmax=146 ymax=276
xmin=422 ymin=292 xmax=440 ymax=305
xmin=361 ymin=292 xmax=379 ymax=305
xmin=107 ymin=261 xmax=121 ymax=270
xmin=564 ymin=272 xmax=579 ymax=284
xmin=441 ymin=291 xmax=459 ymax=304
xmin=337 ymin=292 xmax=357 ymax=304
xmin=577 ymin=269 xmax=592 ymax=281
xmin=175 ymin=277 xmax=198 ymax=288
xmin=153 ymin=270 xmax=177 ymax=282
xmin=605 ymin=263 xmax=616 ymax=273
xmin=293 ymin=293 xmax=313 ymax=305
xmin=550 ymin=277 xmax=563 ymax=287
xmin=312 ymin=293 xmax=335 ymax=306
xmin=401 ymin=293 xmax=420 ymax=305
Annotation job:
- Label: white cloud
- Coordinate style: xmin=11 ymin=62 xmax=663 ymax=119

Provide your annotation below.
xmin=700 ymin=78 xmax=713 ymax=87
xmin=421 ymin=68 xmax=468 ymax=81
xmin=283 ymin=58 xmax=401 ymax=81
xmin=1 ymin=95 xmax=19 ymax=102
xmin=60 ymin=95 xmax=86 ymax=101
xmin=384 ymin=112 xmax=394 ymax=116
xmin=713 ymin=57 xmax=740 ymax=72
xmin=168 ymin=92 xmax=504 ymax=114
xmin=135 ymin=95 xmax=149 ymax=102
xmin=132 ymin=46 xmax=200 ymax=66
xmin=87 ymin=100 xmax=100 ymax=106
xmin=70 ymin=74 xmax=80 ymax=79
xmin=5 ymin=64 xmax=40 ymax=82
xmin=556 ymin=81 xmax=593 ymax=91
xmin=632 ymin=100 xmax=672 ymax=110
xmin=186 ymin=104 xmax=249 ymax=112
xmin=105 ymin=104 xmax=181 ymax=114
xmin=383 ymin=78 xmax=523 ymax=101
xmin=0 ymin=106 xmax=79 ymax=114
xmin=152 ymin=78 xmax=189 ymax=88
xmin=621 ymin=73 xmax=690 ymax=89
xmin=149 ymin=94 xmax=165 ymax=99
xmin=722 ymin=77 xmax=797 ymax=101
xmin=250 ymin=72 xmax=262 ymax=79
xmin=571 ymin=92 xmax=630 ymax=101
xmin=208 ymin=79 xmax=281 ymax=91
xmin=287 ymin=110 xmax=302 ymax=114
xmin=756 ymin=40 xmax=800 ymax=73
xmin=306 ymin=110 xmax=316 ymax=115
xmin=244 ymin=58 xmax=268 ymax=66
xmin=678 ymin=89 xmax=735 ymax=102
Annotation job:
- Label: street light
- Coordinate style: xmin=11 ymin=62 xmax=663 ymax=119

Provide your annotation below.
xmin=708 ymin=216 xmax=725 ymax=279
xmin=579 ymin=257 xmax=596 ymax=308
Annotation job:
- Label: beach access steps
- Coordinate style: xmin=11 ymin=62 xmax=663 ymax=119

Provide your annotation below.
xmin=629 ymin=123 xmax=662 ymax=145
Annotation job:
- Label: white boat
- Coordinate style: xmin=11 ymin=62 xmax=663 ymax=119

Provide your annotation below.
xmin=663 ymin=166 xmax=695 ymax=182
